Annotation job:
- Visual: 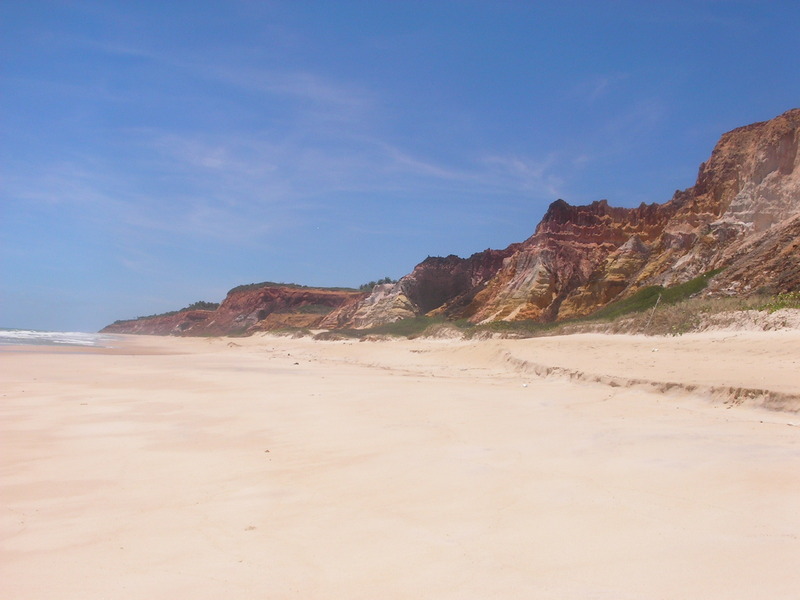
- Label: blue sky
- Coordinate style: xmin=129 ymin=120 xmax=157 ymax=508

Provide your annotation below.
xmin=2 ymin=1 xmax=799 ymax=332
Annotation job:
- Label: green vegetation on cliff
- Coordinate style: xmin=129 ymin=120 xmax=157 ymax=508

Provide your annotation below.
xmin=227 ymin=281 xmax=358 ymax=294
xmin=756 ymin=291 xmax=800 ymax=312
xmin=358 ymin=277 xmax=398 ymax=291
xmin=112 ymin=300 xmax=220 ymax=324
xmin=588 ymin=268 xmax=724 ymax=321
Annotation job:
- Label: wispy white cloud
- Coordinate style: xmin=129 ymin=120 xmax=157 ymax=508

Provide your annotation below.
xmin=187 ymin=63 xmax=379 ymax=130
xmin=549 ymin=97 xmax=668 ymax=176
xmin=117 ymin=246 xmax=163 ymax=276
xmin=375 ymin=142 xmax=472 ymax=182
xmin=599 ymin=98 xmax=667 ymax=148
xmin=3 ymin=25 xmax=575 ymax=259
xmin=479 ymin=154 xmax=563 ymax=198
xmin=34 ymin=29 xmax=377 ymax=128
xmin=5 ymin=120 xmax=570 ymax=260
xmin=240 ymin=70 xmax=374 ymax=113
xmin=571 ymin=72 xmax=629 ymax=104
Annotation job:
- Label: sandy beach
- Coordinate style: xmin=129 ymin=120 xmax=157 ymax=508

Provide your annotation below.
xmin=2 ymin=331 xmax=799 ymax=599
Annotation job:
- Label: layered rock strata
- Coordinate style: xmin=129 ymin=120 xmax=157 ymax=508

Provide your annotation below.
xmin=104 ymin=109 xmax=799 ymax=334
xmin=102 ymin=285 xmax=364 ymax=336
xmin=319 ymin=248 xmax=520 ymax=328
xmin=328 ymin=108 xmax=799 ymax=328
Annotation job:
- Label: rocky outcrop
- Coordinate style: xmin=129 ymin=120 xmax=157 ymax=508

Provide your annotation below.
xmin=102 ymin=285 xmax=364 ymax=336
xmin=101 ymin=309 xmax=218 ymax=336
xmin=644 ymin=108 xmax=799 ymax=288
xmin=331 ymin=108 xmax=799 ymax=328
xmin=320 ymin=247 xmax=520 ymax=328
xmin=705 ymin=213 xmax=800 ymax=295
xmin=464 ymin=199 xmax=678 ymax=322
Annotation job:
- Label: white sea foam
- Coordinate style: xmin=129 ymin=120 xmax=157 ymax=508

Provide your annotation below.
xmin=0 ymin=329 xmax=114 ymax=347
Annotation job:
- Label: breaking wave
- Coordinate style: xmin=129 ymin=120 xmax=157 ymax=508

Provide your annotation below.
xmin=0 ymin=328 xmax=114 ymax=347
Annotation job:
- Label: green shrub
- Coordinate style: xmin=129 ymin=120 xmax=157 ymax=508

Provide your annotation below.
xmin=228 ymin=281 xmax=358 ymax=294
xmin=367 ymin=316 xmax=444 ymax=337
xmin=183 ymin=300 xmax=220 ymax=311
xmin=589 ymin=268 xmax=724 ymax=321
xmin=297 ymin=304 xmax=335 ymax=315
xmin=465 ymin=318 xmax=559 ymax=338
xmin=316 ymin=316 xmax=446 ymax=340
xmin=589 ymin=286 xmax=664 ymax=321
xmin=118 ymin=299 xmax=220 ymax=323
xmin=359 ymin=277 xmax=398 ymax=291
xmin=756 ymin=291 xmax=800 ymax=312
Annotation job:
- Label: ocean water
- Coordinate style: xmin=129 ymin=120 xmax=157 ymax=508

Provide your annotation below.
xmin=0 ymin=328 xmax=115 ymax=348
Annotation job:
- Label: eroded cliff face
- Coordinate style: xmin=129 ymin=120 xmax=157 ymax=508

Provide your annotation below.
xmin=320 ymin=247 xmax=520 ymax=328
xmin=645 ymin=108 xmax=800 ymax=289
xmin=104 ymin=109 xmax=800 ymax=334
xmin=101 ymin=310 xmax=217 ymax=336
xmin=333 ymin=108 xmax=799 ymax=328
xmin=102 ymin=285 xmax=364 ymax=336
xmin=465 ymin=199 xmax=678 ymax=322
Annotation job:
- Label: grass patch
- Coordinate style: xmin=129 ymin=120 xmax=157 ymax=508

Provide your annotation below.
xmin=589 ymin=268 xmax=724 ymax=321
xmin=588 ymin=286 xmax=663 ymax=321
xmin=463 ymin=318 xmax=558 ymax=339
xmin=315 ymin=316 xmax=449 ymax=340
xmin=268 ymin=327 xmax=314 ymax=338
xmin=369 ymin=316 xmax=446 ymax=337
xmin=313 ymin=270 xmax=798 ymax=340
xmin=755 ymin=291 xmax=800 ymax=312
xmin=112 ymin=300 xmax=220 ymax=324
xmin=555 ymin=290 xmax=798 ymax=337
xmin=296 ymin=304 xmax=335 ymax=315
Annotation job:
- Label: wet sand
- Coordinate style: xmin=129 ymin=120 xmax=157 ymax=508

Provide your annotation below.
xmin=2 ymin=331 xmax=799 ymax=598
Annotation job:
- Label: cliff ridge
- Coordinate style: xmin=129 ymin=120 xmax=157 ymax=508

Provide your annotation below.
xmin=103 ymin=109 xmax=799 ymax=335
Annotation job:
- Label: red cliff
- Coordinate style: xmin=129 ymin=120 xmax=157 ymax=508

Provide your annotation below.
xmin=102 ymin=284 xmax=365 ymax=336
xmin=329 ymin=108 xmax=799 ymax=328
xmin=104 ymin=109 xmax=800 ymax=334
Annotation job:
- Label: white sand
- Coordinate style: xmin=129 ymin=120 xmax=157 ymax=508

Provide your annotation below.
xmin=1 ymin=331 xmax=799 ymax=599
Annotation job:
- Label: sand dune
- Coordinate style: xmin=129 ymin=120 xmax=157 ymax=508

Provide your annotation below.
xmin=1 ymin=331 xmax=799 ymax=598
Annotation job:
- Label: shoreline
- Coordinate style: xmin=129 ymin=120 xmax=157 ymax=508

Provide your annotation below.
xmin=6 ymin=328 xmax=799 ymax=411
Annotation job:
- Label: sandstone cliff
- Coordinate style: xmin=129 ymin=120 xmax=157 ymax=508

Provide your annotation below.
xmin=319 ymin=247 xmax=520 ymax=328
xmin=104 ymin=109 xmax=799 ymax=334
xmin=102 ymin=284 xmax=365 ymax=336
xmin=328 ymin=108 xmax=799 ymax=328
